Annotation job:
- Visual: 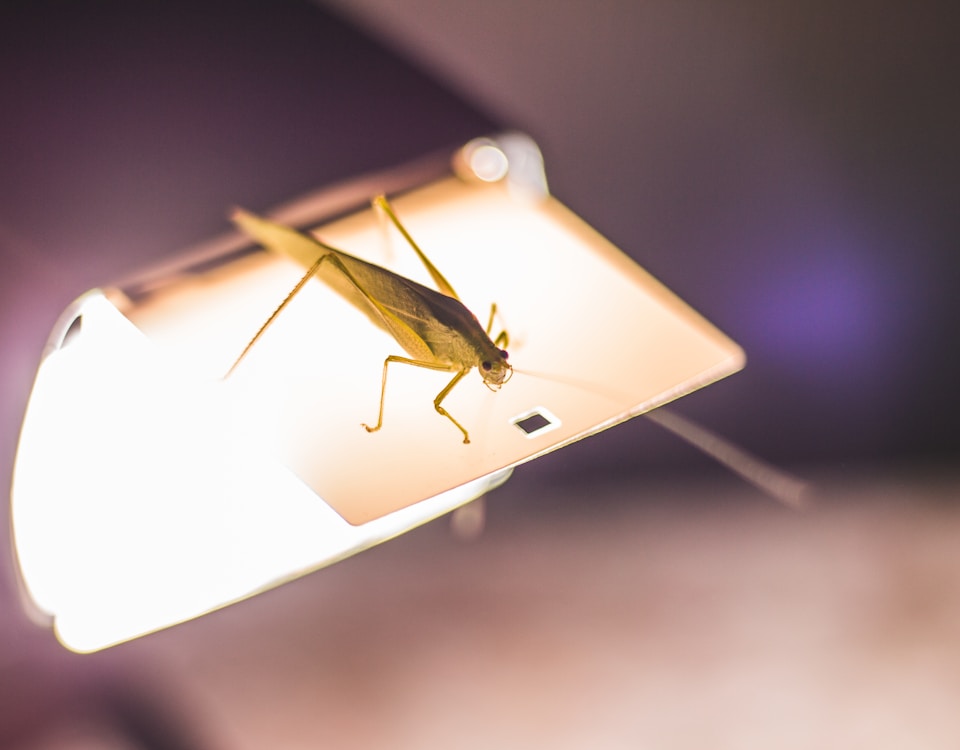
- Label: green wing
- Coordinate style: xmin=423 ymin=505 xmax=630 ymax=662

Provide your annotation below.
xmin=233 ymin=209 xmax=459 ymax=362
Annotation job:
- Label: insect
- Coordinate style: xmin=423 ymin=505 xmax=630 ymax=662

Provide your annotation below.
xmin=227 ymin=196 xmax=809 ymax=508
xmin=227 ymin=195 xmax=512 ymax=444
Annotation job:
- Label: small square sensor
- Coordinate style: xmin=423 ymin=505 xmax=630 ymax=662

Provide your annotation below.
xmin=512 ymin=407 xmax=561 ymax=438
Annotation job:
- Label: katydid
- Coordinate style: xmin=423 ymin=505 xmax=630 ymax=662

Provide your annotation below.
xmin=228 ymin=197 xmax=809 ymax=507
xmin=227 ymin=195 xmax=512 ymax=444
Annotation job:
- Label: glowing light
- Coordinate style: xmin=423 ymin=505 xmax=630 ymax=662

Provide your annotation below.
xmin=11 ymin=167 xmax=741 ymax=651
xmin=11 ymin=292 xmax=504 ymax=651
xmin=468 ymin=143 xmax=510 ymax=182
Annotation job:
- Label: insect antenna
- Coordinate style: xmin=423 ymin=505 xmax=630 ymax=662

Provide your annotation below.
xmin=510 ymin=366 xmax=633 ymax=404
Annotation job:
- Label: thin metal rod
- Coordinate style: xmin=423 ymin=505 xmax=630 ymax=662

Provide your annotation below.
xmin=645 ymin=407 xmax=811 ymax=509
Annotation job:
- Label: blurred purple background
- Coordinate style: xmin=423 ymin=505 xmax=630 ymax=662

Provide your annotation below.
xmin=3 ymin=1 xmax=957 ymax=485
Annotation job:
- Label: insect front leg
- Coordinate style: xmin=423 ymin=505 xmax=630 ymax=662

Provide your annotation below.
xmin=433 ymin=369 xmax=471 ymax=444
xmin=363 ymin=356 xmax=472 ymax=443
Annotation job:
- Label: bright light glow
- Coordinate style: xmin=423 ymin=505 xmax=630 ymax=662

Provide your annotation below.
xmin=11 ymin=167 xmax=742 ymax=651
xmin=468 ymin=143 xmax=509 ymax=182
xmin=11 ymin=292 xmax=504 ymax=651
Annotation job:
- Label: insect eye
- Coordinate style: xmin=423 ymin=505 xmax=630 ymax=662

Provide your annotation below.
xmin=481 ymin=361 xmax=492 ymax=371
xmin=500 ymin=349 xmax=509 ymax=360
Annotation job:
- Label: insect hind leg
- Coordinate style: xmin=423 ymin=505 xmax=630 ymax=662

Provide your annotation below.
xmin=224 ymin=251 xmax=329 ymax=378
xmin=372 ymin=195 xmax=461 ymax=301
xmin=226 ymin=249 xmax=400 ymax=379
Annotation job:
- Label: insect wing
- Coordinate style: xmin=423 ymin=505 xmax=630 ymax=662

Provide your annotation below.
xmin=234 ymin=209 xmax=488 ymax=366
xmin=234 ymin=209 xmax=436 ymax=362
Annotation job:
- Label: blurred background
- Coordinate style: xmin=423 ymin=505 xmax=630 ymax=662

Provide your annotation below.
xmin=2 ymin=0 xmax=959 ymax=747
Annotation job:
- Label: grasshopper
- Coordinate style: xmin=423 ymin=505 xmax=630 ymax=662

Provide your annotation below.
xmin=228 ymin=196 xmax=512 ymax=444
xmin=228 ymin=198 xmax=809 ymax=507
